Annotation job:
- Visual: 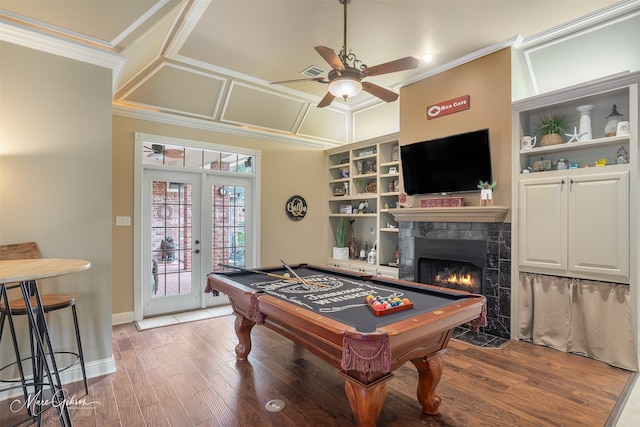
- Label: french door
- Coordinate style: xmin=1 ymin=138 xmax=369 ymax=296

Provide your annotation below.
xmin=143 ymin=170 xmax=202 ymax=316
xmin=204 ymin=174 xmax=252 ymax=276
xmin=142 ymin=170 xmax=253 ymax=317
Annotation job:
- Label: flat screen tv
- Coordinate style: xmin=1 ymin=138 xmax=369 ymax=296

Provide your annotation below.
xmin=401 ymin=129 xmax=492 ymax=195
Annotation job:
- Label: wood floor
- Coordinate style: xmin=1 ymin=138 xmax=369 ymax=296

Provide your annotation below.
xmin=0 ymin=313 xmax=634 ymax=426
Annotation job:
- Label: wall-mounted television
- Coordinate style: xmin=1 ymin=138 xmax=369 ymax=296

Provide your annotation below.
xmin=401 ymin=128 xmax=492 ymax=195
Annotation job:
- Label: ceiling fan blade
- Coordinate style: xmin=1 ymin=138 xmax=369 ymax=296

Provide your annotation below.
xmin=317 ymin=92 xmax=335 ymax=108
xmin=271 ymin=77 xmax=328 ymax=85
xmin=144 ymin=143 xmax=164 ymax=153
xmin=361 ymin=82 xmax=399 ymax=103
xmin=314 ymin=46 xmax=345 ymax=71
xmin=362 ymin=56 xmax=419 ymax=77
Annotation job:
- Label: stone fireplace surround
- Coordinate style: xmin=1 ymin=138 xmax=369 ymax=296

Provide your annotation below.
xmin=397 ymin=220 xmax=512 ymax=340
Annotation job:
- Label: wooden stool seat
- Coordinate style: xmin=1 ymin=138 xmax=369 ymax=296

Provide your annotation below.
xmin=0 ymin=295 xmax=76 ymax=314
xmin=0 ymin=242 xmax=88 ymax=397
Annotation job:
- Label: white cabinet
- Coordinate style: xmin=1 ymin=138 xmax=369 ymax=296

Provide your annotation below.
xmin=325 ymin=259 xmax=397 ymax=278
xmin=511 ymin=71 xmax=639 ymax=368
xmin=568 ymin=172 xmax=629 ymax=280
xmin=519 ymin=170 xmax=629 ymax=282
xmin=518 ymin=175 xmax=568 ymax=273
xmin=513 ymin=72 xmax=638 ymax=286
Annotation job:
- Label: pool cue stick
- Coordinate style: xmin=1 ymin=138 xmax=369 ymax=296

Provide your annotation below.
xmin=217 ymin=264 xmax=296 ymax=281
xmin=279 ymin=259 xmax=329 ymax=288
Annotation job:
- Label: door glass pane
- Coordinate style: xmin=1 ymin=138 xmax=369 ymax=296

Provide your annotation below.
xmin=151 ymin=180 xmax=193 ymax=297
xmin=212 ymin=184 xmax=246 ymax=271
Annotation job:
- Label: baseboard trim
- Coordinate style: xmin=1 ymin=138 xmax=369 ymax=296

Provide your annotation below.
xmin=112 ymin=311 xmax=134 ymax=325
xmin=0 ymin=355 xmax=116 ymax=401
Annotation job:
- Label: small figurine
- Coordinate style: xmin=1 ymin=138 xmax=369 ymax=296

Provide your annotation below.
xmin=357 ymin=200 xmax=368 ymax=213
xmin=616 ymin=146 xmax=628 ymax=164
xmin=595 ymin=158 xmax=607 ymax=167
xmin=557 ymin=159 xmax=569 ymax=170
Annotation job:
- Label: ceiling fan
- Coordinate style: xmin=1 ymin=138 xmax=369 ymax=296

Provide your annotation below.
xmin=271 ymin=0 xmax=419 ymax=108
xmin=144 ymin=144 xmax=184 ymax=159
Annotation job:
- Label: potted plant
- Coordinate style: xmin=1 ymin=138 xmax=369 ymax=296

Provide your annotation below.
xmin=332 ymin=217 xmax=349 ymax=259
xmin=538 ymin=111 xmax=567 ymax=146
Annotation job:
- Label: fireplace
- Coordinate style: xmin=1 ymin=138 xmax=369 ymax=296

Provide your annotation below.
xmin=415 ymin=238 xmax=487 ymax=295
xmin=398 ymin=221 xmax=511 ymax=340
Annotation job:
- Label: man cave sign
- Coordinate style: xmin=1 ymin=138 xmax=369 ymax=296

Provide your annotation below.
xmin=427 ymin=95 xmax=470 ymax=119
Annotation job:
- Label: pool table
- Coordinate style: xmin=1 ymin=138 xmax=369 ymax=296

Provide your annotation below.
xmin=206 ymin=264 xmax=486 ymax=427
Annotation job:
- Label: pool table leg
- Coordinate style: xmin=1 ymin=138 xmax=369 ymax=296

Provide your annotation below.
xmin=341 ymin=372 xmax=392 ymax=427
xmin=411 ymin=353 xmax=443 ymax=415
xmin=233 ymin=314 xmax=255 ymax=360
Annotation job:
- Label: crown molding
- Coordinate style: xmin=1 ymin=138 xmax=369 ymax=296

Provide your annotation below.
xmin=399 ymin=36 xmax=523 ymax=88
xmin=112 ymin=104 xmax=344 ymax=149
xmin=0 ymin=18 xmax=125 ymax=95
xmin=518 ymin=0 xmax=640 ymax=48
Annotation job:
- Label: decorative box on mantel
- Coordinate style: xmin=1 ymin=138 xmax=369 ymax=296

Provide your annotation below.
xmin=421 ymin=197 xmax=464 ymax=208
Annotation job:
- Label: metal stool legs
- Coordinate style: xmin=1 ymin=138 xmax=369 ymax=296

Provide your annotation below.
xmin=70 ymin=304 xmax=88 ymax=395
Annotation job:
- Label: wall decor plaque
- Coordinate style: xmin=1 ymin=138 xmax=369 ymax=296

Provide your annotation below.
xmin=285 ymin=195 xmax=308 ymax=221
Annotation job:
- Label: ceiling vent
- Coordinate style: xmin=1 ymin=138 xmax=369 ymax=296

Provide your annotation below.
xmin=301 ymin=65 xmax=326 ymax=78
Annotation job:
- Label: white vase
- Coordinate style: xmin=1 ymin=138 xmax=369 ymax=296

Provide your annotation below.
xmin=332 ymin=247 xmax=349 ymax=260
xmin=577 ymin=105 xmax=593 ymax=141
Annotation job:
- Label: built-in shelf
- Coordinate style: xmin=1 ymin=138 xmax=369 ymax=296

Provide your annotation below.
xmin=327 ymin=137 xmax=400 ymax=278
xmin=389 ymin=206 xmax=509 ymax=223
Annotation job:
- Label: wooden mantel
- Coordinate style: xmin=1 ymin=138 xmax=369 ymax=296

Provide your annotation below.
xmin=389 ymin=206 xmax=509 ymax=223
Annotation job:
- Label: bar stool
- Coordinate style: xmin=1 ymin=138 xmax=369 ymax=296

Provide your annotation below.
xmin=0 ymin=242 xmax=88 ymax=396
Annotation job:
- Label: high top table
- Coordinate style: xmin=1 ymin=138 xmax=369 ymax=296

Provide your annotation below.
xmin=0 ymin=258 xmax=90 ymax=427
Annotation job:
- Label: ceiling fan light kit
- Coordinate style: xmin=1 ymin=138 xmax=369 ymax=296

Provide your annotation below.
xmin=271 ymin=0 xmax=418 ymax=108
xmin=328 ymin=77 xmax=362 ymax=100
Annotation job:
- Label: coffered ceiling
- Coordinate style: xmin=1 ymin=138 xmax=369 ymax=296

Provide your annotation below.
xmin=0 ymin=0 xmax=628 ymax=146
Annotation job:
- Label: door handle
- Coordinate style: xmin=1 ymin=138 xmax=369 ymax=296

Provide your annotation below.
xmin=194 ymin=249 xmax=200 ymax=254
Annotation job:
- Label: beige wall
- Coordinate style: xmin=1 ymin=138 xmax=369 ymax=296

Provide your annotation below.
xmin=0 ymin=42 xmax=113 ymax=365
xmin=399 ymin=48 xmax=513 ymax=214
xmin=112 ymin=116 xmax=328 ymax=315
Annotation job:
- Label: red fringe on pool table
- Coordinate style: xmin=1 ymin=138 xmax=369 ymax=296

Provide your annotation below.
xmin=247 ymin=293 xmax=265 ymax=324
xmin=341 ymin=336 xmax=390 ymax=374
xmin=469 ymin=298 xmax=488 ymax=332
xmin=204 ymin=281 xmax=219 ymax=296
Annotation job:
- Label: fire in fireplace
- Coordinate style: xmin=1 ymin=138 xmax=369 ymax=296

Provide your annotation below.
xmin=415 ymin=238 xmax=487 ymax=295
xmin=434 ymin=264 xmax=481 ymax=293
xmin=420 ymin=258 xmax=482 ymax=293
